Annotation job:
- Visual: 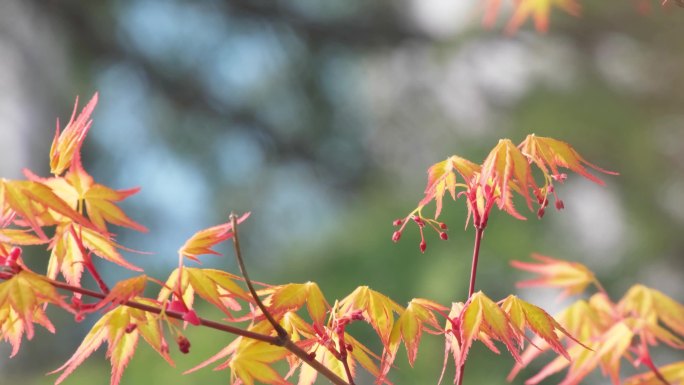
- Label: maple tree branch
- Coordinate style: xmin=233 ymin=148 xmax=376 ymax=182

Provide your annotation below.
xmin=229 ymin=213 xmax=289 ymax=341
xmin=0 ymin=270 xmax=352 ymax=385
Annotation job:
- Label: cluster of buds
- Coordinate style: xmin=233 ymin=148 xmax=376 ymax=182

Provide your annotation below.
xmin=313 ymin=310 xmax=365 ymax=361
xmin=392 ymin=214 xmax=448 ymax=253
xmin=534 ymin=177 xmax=566 ymax=219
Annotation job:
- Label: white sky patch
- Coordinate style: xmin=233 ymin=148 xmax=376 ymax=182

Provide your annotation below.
xmin=407 ymin=0 xmax=478 ymax=38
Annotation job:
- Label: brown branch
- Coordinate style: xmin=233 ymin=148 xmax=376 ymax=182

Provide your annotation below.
xmin=229 ymin=212 xmax=288 ymax=340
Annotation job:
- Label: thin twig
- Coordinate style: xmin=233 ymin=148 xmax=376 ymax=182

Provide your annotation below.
xmin=229 ymin=212 xmax=289 ymax=340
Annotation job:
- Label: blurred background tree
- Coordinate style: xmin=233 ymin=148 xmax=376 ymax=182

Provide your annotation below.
xmin=1 ymin=0 xmax=683 ymax=384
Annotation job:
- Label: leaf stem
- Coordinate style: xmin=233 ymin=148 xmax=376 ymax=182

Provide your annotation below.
xmin=457 ymin=225 xmax=486 ymax=385
xmin=229 ymin=213 xmax=289 ymax=340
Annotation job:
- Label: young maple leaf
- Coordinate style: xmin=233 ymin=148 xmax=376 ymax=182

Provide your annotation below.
xmin=50 ymin=93 xmax=98 ymax=176
xmin=25 ymin=161 xmax=147 ymax=233
xmin=624 ymin=361 xmax=684 ymax=385
xmin=500 ymin=295 xmax=580 ymax=360
xmin=157 ymin=267 xmax=250 ymax=319
xmin=420 ymin=156 xmax=480 ymax=220
xmin=506 ymin=0 xmax=581 ymax=34
xmin=337 ymin=286 xmax=405 ymax=349
xmin=92 ymin=275 xmax=148 ymax=312
xmin=48 ymin=223 xmax=141 ymax=286
xmin=519 ymin=134 xmax=618 ymax=213
xmin=380 ymin=298 xmax=446 ymax=382
xmin=457 ymin=292 xmax=522 ymax=370
xmin=178 ymin=212 xmax=250 ymax=262
xmin=479 ymin=139 xmax=536 ymax=221
xmin=618 ymin=284 xmax=684 ymax=342
xmin=1 ymin=179 xmax=93 ymax=240
xmin=511 ymin=254 xmax=597 ymax=298
xmin=52 ymin=301 xmax=173 ymax=385
xmin=0 ymin=270 xmax=71 ymax=357
xmin=265 ymin=281 xmax=330 ymax=328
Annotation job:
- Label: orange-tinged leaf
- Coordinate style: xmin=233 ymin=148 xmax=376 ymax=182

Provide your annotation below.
xmin=624 ymin=361 xmax=684 ymax=385
xmin=52 ymin=302 xmax=172 ymax=385
xmin=178 ymin=212 xmax=250 ymax=262
xmin=269 ymin=282 xmax=330 ymax=327
xmin=520 ymin=134 xmax=617 ymax=185
xmin=185 ymin=267 xmax=249 ymax=316
xmin=0 ymin=270 xmax=68 ymax=356
xmin=0 ymin=229 xmax=47 ymax=246
xmin=228 ymin=339 xmax=290 ymax=385
xmin=500 ymin=295 xmax=575 ymax=360
xmin=1 ymin=179 xmax=92 ymax=240
xmin=511 ymin=254 xmax=596 ymax=298
xmin=480 ymin=139 xmax=535 ymax=220
xmin=459 ymin=292 xmax=522 ymax=367
xmin=420 ymin=156 xmax=480 ymax=219
xmin=338 ymin=286 xmax=404 ymax=348
xmin=619 ymin=284 xmax=684 ymax=342
xmin=506 ymin=0 xmax=581 ymax=34
xmin=93 ymin=275 xmax=147 ymax=311
xmin=50 ymin=93 xmax=98 ymax=175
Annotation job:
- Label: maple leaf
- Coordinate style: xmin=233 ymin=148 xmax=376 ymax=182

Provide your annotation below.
xmin=266 ymin=282 xmax=330 ymax=328
xmin=506 ymin=0 xmax=581 ymax=34
xmin=624 ymin=361 xmax=684 ymax=385
xmin=0 ymin=270 xmax=70 ymax=357
xmin=26 ymin=163 xmax=147 ymax=233
xmin=479 ymin=138 xmax=536 ymax=221
xmin=500 ymin=295 xmax=578 ymax=360
xmin=158 ymin=267 xmax=250 ymax=319
xmin=511 ymin=254 xmax=597 ymax=298
xmin=519 ymin=134 xmax=618 ymax=212
xmin=0 ymin=229 xmax=47 ymax=246
xmin=178 ymin=212 xmax=250 ymax=262
xmin=420 ymin=156 xmax=480 ymax=219
xmin=457 ymin=292 xmax=522 ymax=370
xmin=337 ymin=286 xmax=404 ymax=348
xmin=1 ymin=179 xmax=92 ymax=240
xmin=48 ymin=223 xmax=141 ymax=286
xmin=50 ymin=93 xmax=98 ymax=176
xmin=92 ymin=275 xmax=148 ymax=312
xmin=618 ymin=284 xmax=684 ymax=344
xmin=52 ymin=301 xmax=173 ymax=385
xmin=380 ymin=298 xmax=446 ymax=383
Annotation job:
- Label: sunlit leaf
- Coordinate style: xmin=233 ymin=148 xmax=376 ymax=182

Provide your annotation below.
xmin=50 ymin=93 xmax=98 ymax=175
xmin=178 ymin=212 xmax=250 ymax=262
xmin=268 ymin=282 xmax=330 ymax=328
xmin=337 ymin=286 xmax=404 ymax=348
xmin=420 ymin=156 xmax=480 ymax=219
xmin=0 ymin=270 xmax=68 ymax=357
xmin=624 ymin=360 xmax=684 ymax=385
xmin=52 ymin=301 xmax=172 ymax=385
xmin=511 ymin=254 xmax=596 ymax=298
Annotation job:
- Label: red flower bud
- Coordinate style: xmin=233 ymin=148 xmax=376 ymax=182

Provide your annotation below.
xmin=439 ymin=223 xmax=448 ymax=230
xmin=392 ymin=231 xmax=402 ymax=242
xmin=392 ymin=219 xmax=403 ymax=226
xmin=555 ymin=200 xmax=565 ymax=210
xmin=440 ymin=232 xmax=448 ymax=240
xmin=537 ymin=207 xmax=545 ymax=219
xmin=177 ymin=336 xmax=191 ymax=354
xmin=419 ymin=240 xmax=427 ymax=253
